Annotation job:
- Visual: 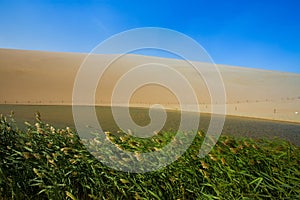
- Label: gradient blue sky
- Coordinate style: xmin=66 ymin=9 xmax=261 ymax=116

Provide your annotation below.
xmin=1 ymin=0 xmax=299 ymax=73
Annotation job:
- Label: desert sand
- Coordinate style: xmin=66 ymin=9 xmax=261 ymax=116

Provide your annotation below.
xmin=0 ymin=48 xmax=299 ymax=123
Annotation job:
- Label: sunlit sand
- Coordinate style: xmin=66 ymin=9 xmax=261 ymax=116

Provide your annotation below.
xmin=0 ymin=48 xmax=299 ymax=123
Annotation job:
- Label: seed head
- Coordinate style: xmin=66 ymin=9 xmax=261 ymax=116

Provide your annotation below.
xmin=33 ymin=153 xmax=41 ymax=159
xmin=198 ymin=131 xmax=204 ymax=137
xmin=115 ymin=144 xmax=123 ymax=151
xmin=152 ymin=147 xmax=160 ymax=151
xmin=61 ymin=147 xmax=72 ymax=154
xmin=200 ymin=160 xmax=209 ymax=169
xmin=47 ymin=142 xmax=53 ymax=148
xmin=221 ymin=157 xmax=226 ymax=165
xmin=200 ymin=169 xmax=209 ymax=179
xmin=208 ymin=153 xmax=218 ymax=161
xmin=33 ymin=168 xmax=43 ymax=178
xmin=69 ymin=159 xmax=77 ymax=165
xmin=66 ymin=127 xmax=71 ymax=133
xmin=26 ymin=142 xmax=32 ymax=146
xmin=120 ymin=136 xmax=128 ymax=142
xmin=134 ymin=153 xmax=142 ymax=161
xmin=50 ymin=126 xmax=55 ymax=133
xmin=237 ymin=145 xmax=244 ymax=150
xmin=252 ymin=144 xmax=258 ymax=150
xmin=230 ymin=147 xmax=237 ymax=154
xmin=22 ymin=152 xmax=31 ymax=159
xmin=24 ymin=121 xmax=31 ymax=127
xmin=244 ymin=141 xmax=250 ymax=147
xmin=47 ymin=158 xmax=55 ymax=165
xmin=35 ymin=112 xmax=41 ymax=121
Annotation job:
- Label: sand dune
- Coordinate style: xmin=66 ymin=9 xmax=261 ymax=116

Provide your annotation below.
xmin=0 ymin=48 xmax=299 ymax=123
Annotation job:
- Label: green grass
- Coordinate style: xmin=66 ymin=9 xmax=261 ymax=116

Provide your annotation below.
xmin=0 ymin=113 xmax=299 ymax=199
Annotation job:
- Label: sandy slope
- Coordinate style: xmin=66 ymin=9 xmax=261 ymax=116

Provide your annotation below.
xmin=0 ymin=48 xmax=299 ymax=123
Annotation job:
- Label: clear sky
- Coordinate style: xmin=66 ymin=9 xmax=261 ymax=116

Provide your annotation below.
xmin=1 ymin=0 xmax=299 ymax=73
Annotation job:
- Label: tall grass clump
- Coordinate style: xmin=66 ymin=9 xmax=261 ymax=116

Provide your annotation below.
xmin=0 ymin=113 xmax=299 ymax=199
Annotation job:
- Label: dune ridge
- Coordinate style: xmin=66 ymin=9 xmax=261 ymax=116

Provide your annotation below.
xmin=0 ymin=48 xmax=299 ymax=123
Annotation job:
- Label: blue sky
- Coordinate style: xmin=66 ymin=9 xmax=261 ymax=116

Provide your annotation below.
xmin=0 ymin=0 xmax=299 ymax=73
